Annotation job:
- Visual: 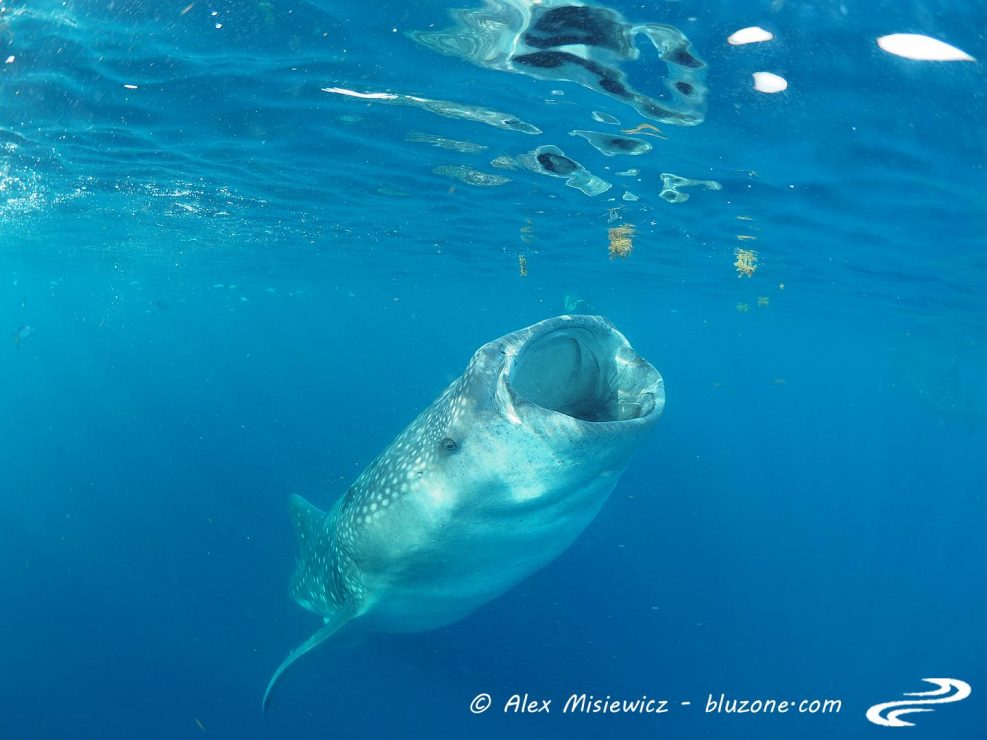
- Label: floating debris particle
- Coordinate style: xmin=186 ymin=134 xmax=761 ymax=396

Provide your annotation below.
xmin=194 ymin=717 xmax=206 ymax=731
xmin=564 ymin=294 xmax=594 ymax=314
xmin=659 ymin=172 xmax=722 ymax=203
xmin=736 ymin=234 xmax=757 ymax=241
xmin=571 ymin=129 xmax=652 ymax=156
xmin=734 ymin=248 xmax=758 ymax=277
xmin=433 ymin=165 xmax=511 ymax=187
xmin=621 ymin=122 xmax=667 ymax=139
xmin=518 ymin=254 xmax=528 ymax=277
xmin=735 ymin=302 xmax=750 ymax=312
xmin=757 ymin=296 xmax=769 ymax=307
xmin=406 ymin=131 xmax=488 ymax=153
xmin=13 ymin=325 xmax=33 ymax=350
xmin=616 ymin=169 xmax=640 ymax=177
xmin=622 ymin=191 xmax=639 ymax=202
xmin=736 ymin=215 xmax=753 ymax=221
xmin=608 ymin=223 xmax=635 ymax=259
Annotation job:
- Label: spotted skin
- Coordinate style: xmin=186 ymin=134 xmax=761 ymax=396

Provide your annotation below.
xmin=264 ymin=315 xmax=664 ymax=708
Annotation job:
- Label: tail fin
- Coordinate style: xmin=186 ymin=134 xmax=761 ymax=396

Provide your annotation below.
xmin=262 ymin=602 xmax=356 ymax=711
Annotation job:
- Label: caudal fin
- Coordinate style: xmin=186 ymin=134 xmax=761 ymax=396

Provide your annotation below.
xmin=262 ymin=604 xmax=356 ymax=711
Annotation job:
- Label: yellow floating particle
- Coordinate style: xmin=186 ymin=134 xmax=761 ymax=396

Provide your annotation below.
xmin=520 ymin=218 xmax=535 ymax=245
xmin=608 ymin=223 xmax=635 ymax=259
xmin=736 ymin=234 xmax=757 ymax=241
xmin=518 ymin=254 xmax=528 ymax=277
xmin=735 ymin=302 xmax=750 ymax=312
xmin=734 ymin=247 xmax=758 ymax=277
xmin=757 ymin=296 xmax=769 ymax=307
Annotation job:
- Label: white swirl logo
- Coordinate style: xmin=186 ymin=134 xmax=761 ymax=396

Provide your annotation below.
xmin=866 ymin=678 xmax=972 ymax=727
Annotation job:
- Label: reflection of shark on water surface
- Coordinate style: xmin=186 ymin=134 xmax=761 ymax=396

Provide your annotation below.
xmin=13 ymin=325 xmax=33 ymax=350
xmin=410 ymin=0 xmax=708 ymax=125
xmin=263 ymin=315 xmax=664 ymax=709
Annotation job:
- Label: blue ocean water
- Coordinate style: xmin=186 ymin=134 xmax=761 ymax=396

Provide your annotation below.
xmin=2 ymin=0 xmax=985 ymax=738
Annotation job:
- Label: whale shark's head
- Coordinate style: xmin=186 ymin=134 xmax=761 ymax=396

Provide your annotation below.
xmin=448 ymin=314 xmax=663 ymax=450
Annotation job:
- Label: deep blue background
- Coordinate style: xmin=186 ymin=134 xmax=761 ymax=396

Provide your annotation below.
xmin=2 ymin=1 xmax=985 ymax=738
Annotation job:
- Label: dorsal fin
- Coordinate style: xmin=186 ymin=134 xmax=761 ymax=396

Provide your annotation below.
xmin=289 ymin=493 xmax=325 ymax=544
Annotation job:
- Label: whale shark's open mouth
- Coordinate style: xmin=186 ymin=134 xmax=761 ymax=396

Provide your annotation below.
xmin=505 ymin=317 xmax=663 ymax=423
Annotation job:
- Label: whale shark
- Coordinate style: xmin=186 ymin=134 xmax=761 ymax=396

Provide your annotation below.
xmin=263 ymin=315 xmax=664 ymax=709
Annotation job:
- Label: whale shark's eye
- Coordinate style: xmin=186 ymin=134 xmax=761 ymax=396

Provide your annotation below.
xmin=440 ymin=437 xmax=459 ymax=452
